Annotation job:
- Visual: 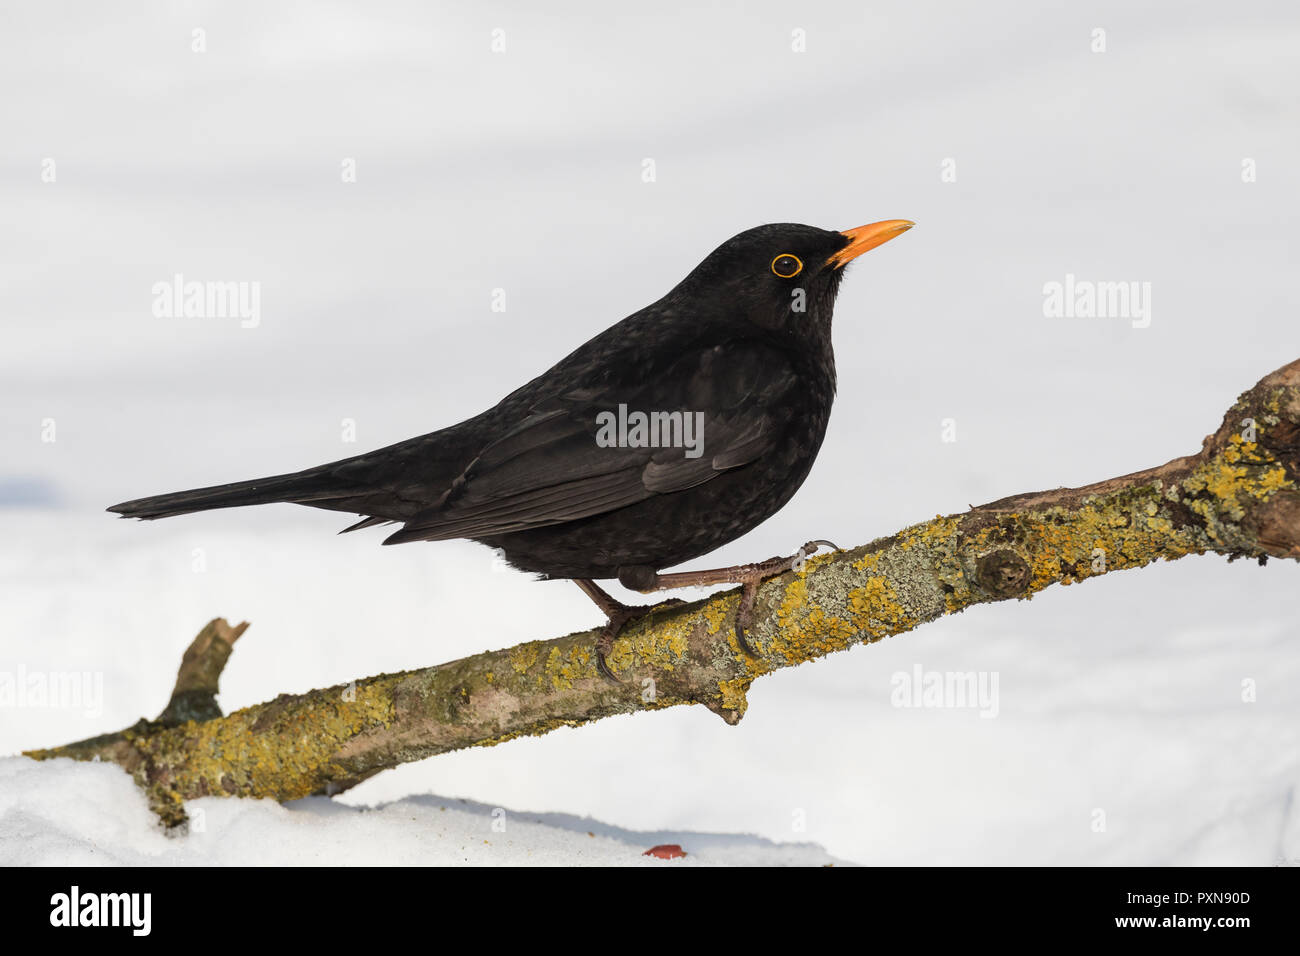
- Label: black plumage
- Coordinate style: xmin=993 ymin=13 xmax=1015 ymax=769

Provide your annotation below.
xmin=110 ymin=220 xmax=911 ymax=652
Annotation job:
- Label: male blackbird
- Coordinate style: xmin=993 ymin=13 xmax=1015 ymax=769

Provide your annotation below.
xmin=109 ymin=219 xmax=913 ymax=678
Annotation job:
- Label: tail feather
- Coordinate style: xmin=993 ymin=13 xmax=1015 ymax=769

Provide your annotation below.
xmin=107 ymin=468 xmax=353 ymax=521
xmin=338 ymin=514 xmax=395 ymax=533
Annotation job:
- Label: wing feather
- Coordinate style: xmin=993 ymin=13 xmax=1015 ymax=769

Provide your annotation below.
xmin=383 ymin=341 xmax=798 ymax=545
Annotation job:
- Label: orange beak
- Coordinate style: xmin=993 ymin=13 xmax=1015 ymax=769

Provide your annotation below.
xmin=826 ymin=219 xmax=914 ymax=268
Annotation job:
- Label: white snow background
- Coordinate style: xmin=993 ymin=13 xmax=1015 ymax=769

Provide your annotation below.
xmin=1 ymin=1 xmax=1298 ymax=865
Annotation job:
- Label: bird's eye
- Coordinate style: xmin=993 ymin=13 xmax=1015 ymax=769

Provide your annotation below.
xmin=770 ymin=254 xmax=803 ymax=278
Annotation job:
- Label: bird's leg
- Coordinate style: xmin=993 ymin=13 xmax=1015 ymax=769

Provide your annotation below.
xmin=575 ymin=540 xmax=837 ymax=682
xmin=621 ymin=540 xmax=840 ymax=657
xmin=572 ymin=579 xmax=684 ymax=683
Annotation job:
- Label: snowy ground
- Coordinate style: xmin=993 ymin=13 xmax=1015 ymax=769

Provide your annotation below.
xmin=2 ymin=2 xmax=1299 ymax=865
xmin=1 ymin=758 xmax=846 ymax=866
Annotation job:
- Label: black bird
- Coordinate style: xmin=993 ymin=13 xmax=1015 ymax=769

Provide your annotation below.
xmin=109 ymin=219 xmax=913 ymax=678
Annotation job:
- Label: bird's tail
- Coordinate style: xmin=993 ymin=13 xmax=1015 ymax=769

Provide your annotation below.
xmin=107 ymin=466 xmax=351 ymax=521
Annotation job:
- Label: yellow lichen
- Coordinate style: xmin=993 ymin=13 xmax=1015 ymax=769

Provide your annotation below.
xmin=509 ymin=643 xmax=540 ymax=675
xmin=1183 ymin=438 xmax=1294 ymax=524
xmin=847 ymin=577 xmax=915 ymax=639
xmin=147 ymin=675 xmax=401 ymax=802
xmin=852 ymin=552 xmax=881 ymax=572
xmin=748 ymin=573 xmax=900 ymax=671
xmin=1253 ymin=466 xmax=1291 ymax=497
xmin=604 ymin=608 xmax=693 ymax=674
xmin=901 ymin=515 xmax=960 ymax=551
xmin=544 ymin=646 xmax=577 ymax=691
xmin=717 ymin=678 xmax=750 ymax=715
xmin=703 ymin=600 xmax=730 ymax=635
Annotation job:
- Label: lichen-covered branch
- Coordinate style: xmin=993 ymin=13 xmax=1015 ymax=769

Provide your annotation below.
xmin=25 ymin=359 xmax=1300 ymax=826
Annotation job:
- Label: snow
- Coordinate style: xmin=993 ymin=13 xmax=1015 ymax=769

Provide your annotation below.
xmin=0 ymin=758 xmax=846 ymax=866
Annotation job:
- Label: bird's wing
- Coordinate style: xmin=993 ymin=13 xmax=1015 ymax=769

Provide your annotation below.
xmin=382 ymin=340 xmax=800 ymax=544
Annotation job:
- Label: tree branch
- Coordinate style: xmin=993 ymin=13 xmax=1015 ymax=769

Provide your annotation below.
xmin=25 ymin=359 xmax=1300 ymax=827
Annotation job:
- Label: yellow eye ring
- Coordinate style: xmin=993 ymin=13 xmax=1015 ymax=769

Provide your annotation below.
xmin=770 ymin=253 xmax=803 ymax=278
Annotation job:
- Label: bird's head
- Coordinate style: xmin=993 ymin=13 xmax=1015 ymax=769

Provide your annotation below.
xmin=670 ymin=219 xmax=913 ymax=342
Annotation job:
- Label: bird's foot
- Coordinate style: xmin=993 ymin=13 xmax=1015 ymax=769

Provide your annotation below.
xmin=730 ymin=540 xmax=840 ymax=656
xmin=593 ymin=598 xmax=686 ymax=682
xmin=575 ymin=538 xmax=839 ymax=678
xmin=632 ymin=539 xmax=841 ymax=658
xmin=574 ymin=579 xmax=685 ymax=683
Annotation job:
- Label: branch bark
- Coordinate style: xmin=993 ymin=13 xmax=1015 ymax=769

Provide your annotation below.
xmin=25 ymin=359 xmax=1300 ymax=827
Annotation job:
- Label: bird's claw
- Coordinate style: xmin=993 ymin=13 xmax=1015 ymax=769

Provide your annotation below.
xmin=732 ymin=538 xmax=841 ymax=657
xmin=795 ymin=539 xmax=840 ymax=567
xmin=594 ymin=597 xmax=685 ymax=684
xmin=733 ymin=616 xmax=759 ymax=656
xmin=595 ymin=633 xmax=624 ymax=683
